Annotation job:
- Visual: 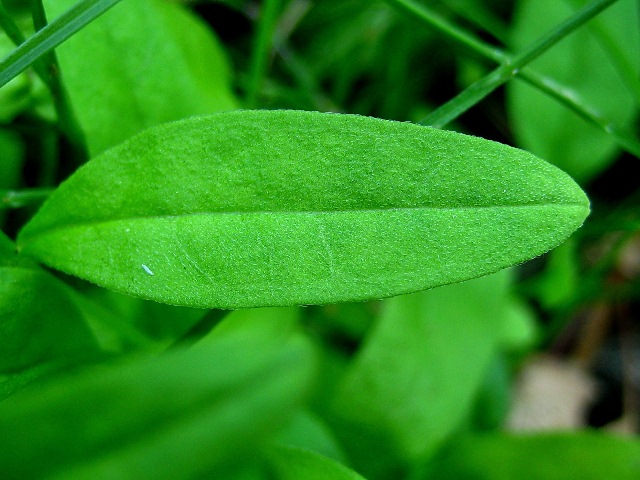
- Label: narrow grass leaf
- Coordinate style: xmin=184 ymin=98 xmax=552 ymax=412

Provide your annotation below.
xmin=0 ymin=32 xmax=32 ymax=121
xmin=18 ymin=110 xmax=589 ymax=309
xmin=0 ymin=0 xmax=121 ymax=88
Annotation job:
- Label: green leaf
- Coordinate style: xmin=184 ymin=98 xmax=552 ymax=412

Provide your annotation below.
xmin=18 ymin=110 xmax=589 ymax=309
xmin=468 ymin=354 xmax=512 ymax=431
xmin=0 ymin=232 xmax=100 ymax=375
xmin=529 ymin=238 xmax=579 ymax=309
xmin=82 ymin=287 xmax=210 ymax=345
xmin=499 ymin=297 xmax=538 ymax=351
xmin=0 ymin=265 xmax=100 ymax=373
xmin=0 ymin=361 xmax=69 ymax=403
xmin=0 ymin=317 xmax=317 ymax=479
xmin=507 ymin=0 xmax=640 ymax=182
xmin=0 ymin=230 xmax=15 ymax=258
xmin=275 ymin=411 xmax=348 ymax=463
xmin=329 ymin=271 xmax=512 ymax=476
xmin=266 ymin=446 xmax=366 ymax=480
xmin=427 ymin=432 xmax=640 ymax=479
xmin=44 ymin=0 xmax=238 ymax=156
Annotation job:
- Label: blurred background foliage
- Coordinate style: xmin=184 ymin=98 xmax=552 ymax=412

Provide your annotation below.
xmin=1 ymin=0 xmax=639 ymax=478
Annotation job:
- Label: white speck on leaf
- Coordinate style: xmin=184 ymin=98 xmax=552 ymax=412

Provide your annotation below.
xmin=142 ymin=264 xmax=154 ymax=276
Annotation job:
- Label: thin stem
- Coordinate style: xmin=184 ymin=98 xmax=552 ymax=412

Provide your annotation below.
xmin=0 ymin=2 xmax=88 ymax=162
xmin=30 ymin=0 xmax=49 ymax=32
xmin=442 ymin=0 xmax=509 ymax=44
xmin=275 ymin=39 xmax=340 ymax=112
xmin=1 ymin=188 xmax=54 ymax=209
xmin=0 ymin=2 xmax=25 ymax=46
xmin=386 ymin=0 xmax=503 ymax=62
xmin=30 ymin=0 xmax=88 ymax=163
xmin=0 ymin=0 xmax=122 ymax=88
xmin=272 ymin=0 xmax=340 ymax=112
xmin=384 ymin=0 xmax=640 ymax=159
xmin=420 ymin=0 xmax=620 ymax=128
xmin=0 ymin=2 xmax=51 ymax=87
xmin=513 ymin=0 xmax=618 ymax=68
xmin=246 ymin=0 xmax=281 ymax=108
xmin=518 ymin=70 xmax=640 ymax=159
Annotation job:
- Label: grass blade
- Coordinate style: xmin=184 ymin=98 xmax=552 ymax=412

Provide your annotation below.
xmin=0 ymin=0 xmax=122 ymax=88
xmin=384 ymin=0 xmax=640 ymax=160
xmin=419 ymin=0 xmax=620 ymax=128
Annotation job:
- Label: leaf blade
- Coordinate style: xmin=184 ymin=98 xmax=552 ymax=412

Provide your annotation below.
xmin=18 ymin=110 xmax=589 ymax=308
xmin=0 ymin=318 xmax=317 ymax=479
xmin=328 ymin=271 xmax=513 ymax=476
xmin=428 ymin=432 xmax=640 ymax=480
xmin=266 ymin=446 xmax=366 ymax=480
xmin=44 ymin=0 xmax=238 ymax=156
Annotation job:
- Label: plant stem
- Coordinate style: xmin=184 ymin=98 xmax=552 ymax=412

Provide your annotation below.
xmin=519 ymin=70 xmax=640 ymax=159
xmin=0 ymin=2 xmax=25 ymax=45
xmin=0 ymin=0 xmax=122 ymax=89
xmin=386 ymin=0 xmax=503 ymax=62
xmin=1 ymin=2 xmax=89 ymax=163
xmin=384 ymin=0 xmax=640 ymax=159
xmin=1 ymin=188 xmax=54 ymax=209
xmin=442 ymin=0 xmax=509 ymax=43
xmin=30 ymin=0 xmax=88 ymax=163
xmin=565 ymin=0 xmax=640 ymax=104
xmin=246 ymin=0 xmax=281 ymax=108
xmin=419 ymin=0 xmax=620 ymax=128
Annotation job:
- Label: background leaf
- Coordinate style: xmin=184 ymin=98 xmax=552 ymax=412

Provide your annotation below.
xmin=265 ymin=446 xmax=365 ymax=480
xmin=44 ymin=0 xmax=238 ymax=156
xmin=507 ymin=0 xmax=640 ymax=182
xmin=275 ymin=410 xmax=347 ymax=463
xmin=327 ymin=271 xmax=513 ymax=477
xmin=0 ymin=0 xmax=122 ymax=89
xmin=18 ymin=110 xmax=589 ymax=308
xmin=426 ymin=432 xmax=640 ymax=479
xmin=0 ymin=232 xmax=100 ymax=377
xmin=0 ymin=315 xmax=317 ymax=479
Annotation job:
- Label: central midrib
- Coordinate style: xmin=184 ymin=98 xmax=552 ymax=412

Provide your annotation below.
xmin=20 ymin=201 xmax=587 ymax=244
